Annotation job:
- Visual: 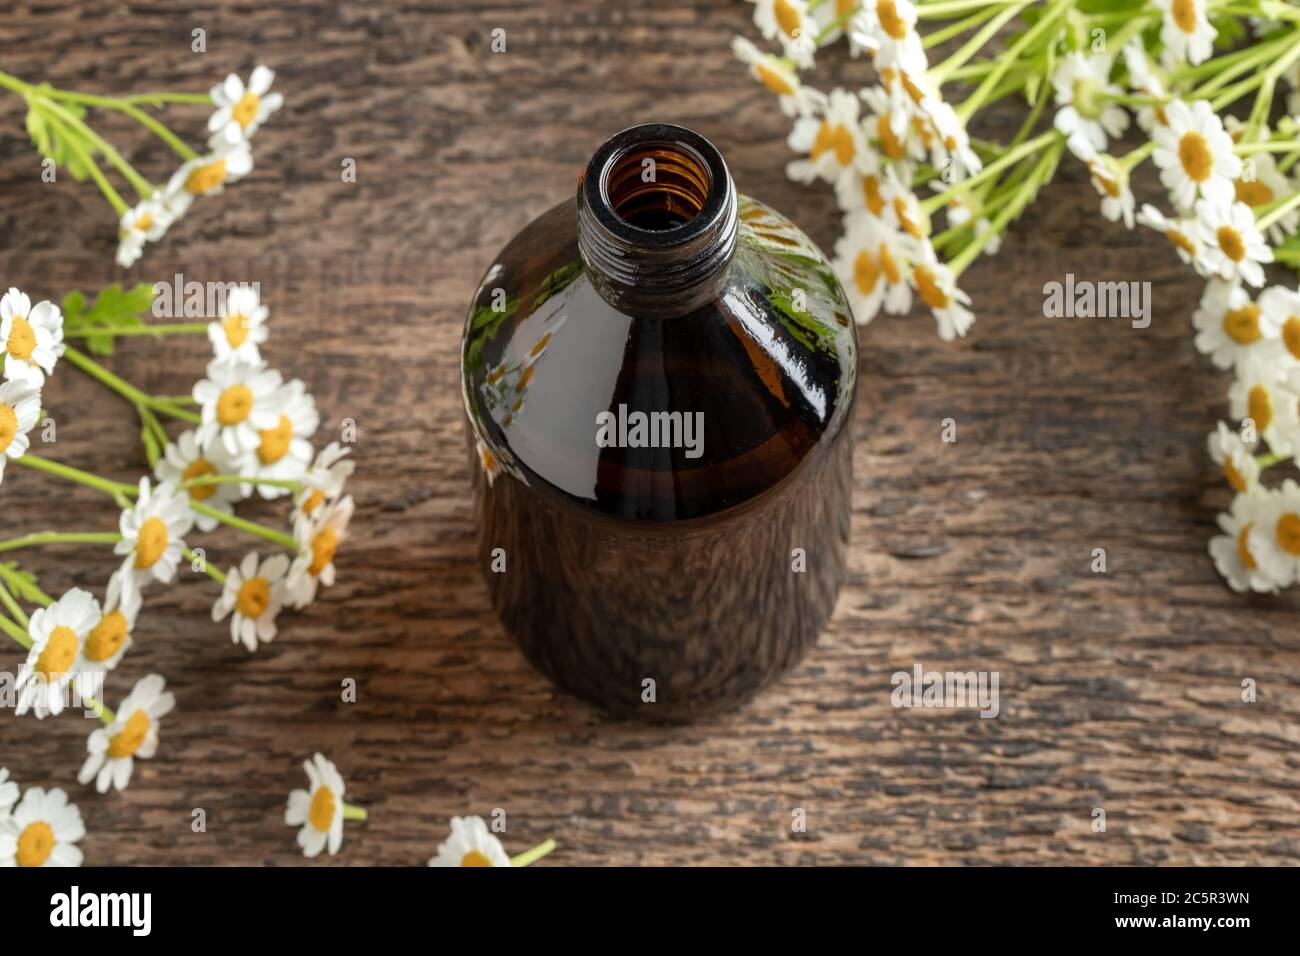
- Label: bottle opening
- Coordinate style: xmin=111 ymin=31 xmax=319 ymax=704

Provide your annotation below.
xmin=604 ymin=142 xmax=711 ymax=232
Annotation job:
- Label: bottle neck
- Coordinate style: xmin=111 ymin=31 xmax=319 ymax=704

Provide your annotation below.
xmin=577 ymin=124 xmax=738 ymax=319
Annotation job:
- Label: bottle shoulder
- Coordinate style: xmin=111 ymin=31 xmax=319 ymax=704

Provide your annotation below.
xmin=461 ymin=195 xmax=858 ymax=521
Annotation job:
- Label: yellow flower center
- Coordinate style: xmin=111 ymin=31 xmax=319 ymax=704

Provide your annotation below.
xmin=232 ymin=91 xmax=261 ymax=129
xmin=876 ymin=114 xmax=905 ymax=161
xmin=182 ymin=458 xmax=218 ymax=502
xmin=236 ymin=576 xmax=272 ymax=619
xmin=216 ymin=384 xmax=254 ymax=425
xmin=1222 ymin=303 xmax=1261 ymax=344
xmin=853 ymin=250 xmax=881 ymax=295
xmin=1217 ymin=225 xmax=1245 ymax=262
xmin=0 ymin=403 xmax=18 ymax=452
xmin=135 ymin=516 xmax=169 ymax=569
xmin=1237 ymin=524 xmax=1256 ymax=569
xmin=1223 ymin=457 xmax=1246 ymax=493
xmin=35 ymin=625 xmax=79 ymax=681
xmin=755 ymin=62 xmax=795 ymax=96
xmin=309 ymin=528 xmax=339 ymax=576
xmin=107 ymin=710 xmax=150 ymax=758
xmin=1277 ymin=512 xmax=1300 ymax=556
xmin=1282 ymin=316 xmax=1300 ymax=360
xmin=913 ymin=265 xmax=951 ymax=309
xmin=1171 ymin=0 xmax=1198 ymax=33
xmin=1235 ymin=178 xmax=1274 ymax=207
xmin=16 ymin=821 xmax=55 ymax=867
xmin=878 ymin=0 xmax=909 ymax=40
xmin=185 ymin=159 xmax=228 ymax=195
xmin=85 ymin=610 xmax=129 ymax=662
xmin=460 ymin=850 xmax=495 ymax=867
xmin=862 ymin=174 xmax=886 ymax=216
xmin=879 ymin=243 xmax=902 ymax=284
xmin=1248 ymin=384 xmax=1273 ymax=432
xmin=1178 ymin=131 xmax=1213 ymax=183
xmin=301 ymin=487 xmax=326 ymax=516
xmin=811 ymin=121 xmax=855 ymax=166
xmin=894 ymin=196 xmax=928 ymax=238
xmin=6 ymin=315 xmax=36 ymax=361
xmin=309 ymin=786 xmax=336 ymax=832
xmin=223 ymin=313 xmax=251 ymax=347
xmin=1166 ymin=229 xmax=1197 ymax=258
xmin=774 ymin=0 xmax=803 ymax=38
xmin=134 ymin=212 xmax=154 ymax=233
xmin=257 ymin=415 xmax=294 ymax=465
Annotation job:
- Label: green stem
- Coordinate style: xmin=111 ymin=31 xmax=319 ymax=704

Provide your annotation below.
xmin=916 ymin=0 xmax=1024 ymax=18
xmin=64 ymin=323 xmax=210 ymax=337
xmin=0 ymin=562 xmax=54 ymax=606
xmin=39 ymin=97 xmax=156 ymax=201
xmin=39 ymin=88 xmax=198 ymax=160
xmin=955 ymin=0 xmax=1063 ymax=121
xmin=923 ymin=129 xmax=1060 ymax=214
xmin=121 ymin=92 xmax=212 ymax=106
xmin=924 ymin=5 xmax=1006 ymax=48
xmin=1256 ymin=451 xmax=1288 ymax=469
xmin=184 ymin=547 xmax=227 ymax=584
xmin=930 ymin=1 xmax=1030 ymax=86
xmin=951 ymin=140 xmax=1063 ymax=275
xmin=15 ymin=454 xmax=137 ymax=497
xmin=84 ymin=694 xmax=116 ymax=726
xmin=0 ymin=578 xmax=30 ymax=628
xmin=64 ymin=345 xmax=201 ymax=422
xmin=342 ymin=803 xmax=368 ymax=822
xmin=183 ymin=474 xmax=301 ymax=491
xmin=0 ymin=610 xmax=32 ymax=649
xmin=1257 ymin=189 xmax=1300 ymax=232
xmin=0 ymin=531 xmax=123 ymax=554
xmin=190 ymin=502 xmax=299 ymax=552
xmin=510 ymin=838 xmax=557 ymax=867
xmin=41 ymin=108 xmax=129 ymax=215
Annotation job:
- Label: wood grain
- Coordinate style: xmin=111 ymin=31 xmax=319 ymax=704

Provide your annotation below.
xmin=0 ymin=0 xmax=1297 ymax=866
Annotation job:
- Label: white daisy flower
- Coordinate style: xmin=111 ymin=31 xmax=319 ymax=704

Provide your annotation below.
xmin=786 ymin=89 xmax=871 ymax=184
xmin=14 ymin=588 xmax=99 ymax=719
xmin=1192 ymin=279 xmax=1272 ymax=369
xmin=1259 ymin=285 xmax=1300 ymax=364
xmin=1 ymin=287 xmax=64 ymax=387
xmin=747 ymin=0 xmax=818 ymax=68
xmin=0 ymin=768 xmax=18 ymax=814
xmin=1152 ymin=99 xmax=1240 ymax=212
xmin=0 ymin=787 xmax=84 ymax=867
xmin=284 ymin=753 xmax=350 ymax=858
xmin=848 ymin=0 xmax=927 ymax=73
xmin=927 ymin=100 xmax=982 ymax=181
xmin=1234 ymin=150 xmax=1299 ymax=244
xmin=154 ymin=429 xmax=245 ymax=532
xmin=193 ymin=358 xmax=285 ymax=459
xmin=810 ymin=0 xmax=862 ymax=47
xmin=286 ymin=495 xmax=352 ymax=609
xmin=208 ymin=65 xmax=283 ymax=146
xmin=163 ymin=141 xmax=253 ymax=217
xmin=1196 ymin=197 xmax=1273 ymax=288
xmin=941 ymin=191 xmax=1000 ymax=254
xmin=77 ymin=567 xmax=141 ymax=677
xmin=861 ymin=87 xmax=928 ymax=168
xmin=1083 ymin=151 xmax=1136 ymax=229
xmin=1208 ymin=420 xmax=1260 ymax=492
xmin=114 ymin=478 xmax=195 ymax=603
xmin=1248 ymin=479 xmax=1300 ymax=586
xmin=731 ymin=36 xmax=824 ymax=117
xmin=208 ymin=285 xmax=270 ymax=365
xmin=77 ymin=674 xmax=174 ymax=794
xmin=428 ymin=815 xmax=512 ymax=867
xmin=246 ymin=379 xmax=318 ymax=498
xmin=1123 ymin=41 xmax=1170 ymax=133
xmin=1153 ymin=0 xmax=1217 ymax=67
xmin=292 ymin=441 xmax=354 ymax=531
xmin=115 ymin=194 xmax=174 ymax=269
xmin=833 ymin=214 xmax=913 ymax=324
xmin=910 ymin=245 xmax=974 ymax=340
xmin=211 ymin=551 xmax=290 ymax=652
xmin=1137 ymin=203 xmax=1206 ymax=269
xmin=1228 ymin=356 xmax=1298 ymax=454
xmin=880 ymin=168 xmax=930 ymax=240
xmin=834 ymin=168 xmax=892 ymax=220
xmin=1209 ymin=486 xmax=1278 ymax=593
xmin=0 ymin=378 xmax=41 ymax=483
xmin=1052 ymin=52 xmax=1130 ymax=157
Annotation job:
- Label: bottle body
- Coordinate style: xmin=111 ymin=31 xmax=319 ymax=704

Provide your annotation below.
xmin=461 ymin=126 xmax=857 ymax=720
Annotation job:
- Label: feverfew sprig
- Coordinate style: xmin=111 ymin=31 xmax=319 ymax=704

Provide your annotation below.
xmin=733 ymin=0 xmax=1300 ymax=592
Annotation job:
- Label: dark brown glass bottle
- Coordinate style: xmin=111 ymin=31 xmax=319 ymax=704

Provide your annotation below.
xmin=461 ymin=124 xmax=857 ymax=720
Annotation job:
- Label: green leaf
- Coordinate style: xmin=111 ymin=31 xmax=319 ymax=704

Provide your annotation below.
xmin=63 ymin=282 xmax=157 ymax=356
xmin=0 ymin=562 xmax=47 ymax=605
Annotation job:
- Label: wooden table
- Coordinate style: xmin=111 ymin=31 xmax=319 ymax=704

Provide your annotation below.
xmin=1 ymin=0 xmax=1296 ymax=866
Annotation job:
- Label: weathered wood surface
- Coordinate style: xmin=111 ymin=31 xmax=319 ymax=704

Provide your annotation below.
xmin=0 ymin=0 xmax=1296 ymax=866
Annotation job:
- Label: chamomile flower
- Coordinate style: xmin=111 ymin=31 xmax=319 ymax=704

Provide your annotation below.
xmin=1195 ymin=197 xmax=1273 ymax=288
xmin=834 ymin=168 xmax=891 ymax=219
xmin=211 ymin=551 xmax=290 ymax=652
xmin=115 ymin=194 xmax=173 ymax=269
xmin=115 ymin=479 xmax=194 ymax=600
xmin=1249 ymin=479 xmax=1300 ymax=586
xmin=0 ymin=768 xmax=18 ymax=814
xmin=246 ymin=379 xmax=319 ymax=498
xmin=787 ymin=89 xmax=870 ymax=184
xmin=1208 ymin=421 xmax=1260 ymax=492
xmin=193 ymin=358 xmax=286 ymax=459
xmin=428 ymin=815 xmax=511 ymax=867
xmin=940 ymin=191 xmax=1000 ymax=254
xmin=1192 ymin=279 xmax=1271 ymax=369
xmin=1052 ymin=52 xmax=1130 ymax=157
xmin=881 ymin=169 xmax=930 ymax=240
xmin=474 ymin=435 xmax=503 ymax=489
xmin=0 ymin=787 xmax=84 ymax=867
xmin=0 ymin=378 xmax=41 ymax=483
xmin=208 ymin=65 xmax=283 ymax=146
xmin=1259 ymin=285 xmax=1300 ymax=364
xmin=1152 ymin=99 xmax=1240 ymax=211
xmin=1084 ymin=151 xmax=1136 ymax=229
xmin=810 ymin=0 xmax=861 ymax=47
xmin=292 ymin=441 xmax=354 ymax=531
xmin=164 ymin=141 xmax=253 ymax=217
xmin=910 ymin=246 xmax=973 ymax=341
xmin=285 ymin=753 xmax=349 ymax=858
xmin=1122 ymin=41 xmax=1170 ymax=133
xmin=849 ymin=0 xmax=927 ymax=73
xmin=1228 ymin=357 xmax=1298 ymax=454
xmin=861 ymin=87 xmax=927 ymax=167
xmin=1209 ymin=486 xmax=1278 ymax=592
xmin=14 ymin=588 xmax=99 ymax=719
xmin=1 ymin=287 xmax=64 ymax=387
xmin=286 ymin=495 xmax=352 ymax=609
xmin=1233 ymin=151 xmax=1298 ymax=244
xmin=833 ymin=214 xmax=913 ymax=323
xmin=1137 ymin=203 xmax=1205 ymax=269
xmin=77 ymin=568 xmax=141 ymax=677
xmin=208 ymin=285 xmax=270 ymax=365
xmin=1153 ymin=0 xmax=1217 ymax=67
xmin=731 ymin=37 xmax=824 ymax=117
xmin=154 ymin=430 xmax=244 ymax=531
xmin=748 ymin=0 xmax=818 ymax=68
xmin=927 ymin=99 xmax=982 ymax=180
xmin=77 ymin=675 xmax=174 ymax=794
